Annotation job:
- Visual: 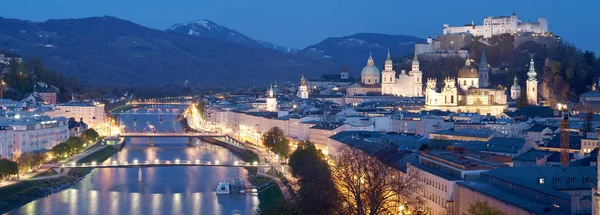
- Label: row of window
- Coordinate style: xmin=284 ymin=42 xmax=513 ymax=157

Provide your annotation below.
xmin=539 ymin=177 xmax=590 ymax=185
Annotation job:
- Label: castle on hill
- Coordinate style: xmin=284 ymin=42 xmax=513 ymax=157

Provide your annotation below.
xmin=443 ymin=13 xmax=549 ymax=38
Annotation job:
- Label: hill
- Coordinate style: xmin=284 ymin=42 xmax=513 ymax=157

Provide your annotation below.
xmin=297 ymin=33 xmax=424 ymax=74
xmin=166 ymin=19 xmax=298 ymax=53
xmin=0 ymin=16 xmax=333 ymax=87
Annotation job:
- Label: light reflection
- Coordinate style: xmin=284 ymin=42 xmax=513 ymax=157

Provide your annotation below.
xmin=172 ymin=193 xmax=182 ymax=214
xmin=151 ymin=193 xmax=162 ymax=214
xmin=109 ymin=191 xmax=120 ymax=215
xmin=69 ymin=189 xmax=77 ymax=215
xmin=130 ymin=192 xmax=140 ymax=215
xmin=89 ymin=190 xmax=98 ymax=214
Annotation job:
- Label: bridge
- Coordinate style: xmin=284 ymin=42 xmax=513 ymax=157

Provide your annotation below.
xmin=55 ymin=159 xmax=271 ymax=182
xmin=112 ymin=112 xmax=182 ymax=115
xmin=118 ymin=133 xmax=244 ymax=148
xmin=129 ymin=101 xmax=192 ymax=105
xmin=119 ymin=132 xmax=224 ymax=138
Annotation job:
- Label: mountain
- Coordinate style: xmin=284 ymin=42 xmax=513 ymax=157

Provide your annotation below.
xmin=298 ymin=33 xmax=424 ymax=72
xmin=166 ymin=19 xmax=297 ymax=53
xmin=0 ymin=16 xmax=333 ymax=86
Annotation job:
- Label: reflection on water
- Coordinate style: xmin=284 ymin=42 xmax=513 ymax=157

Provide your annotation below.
xmin=6 ymin=107 xmax=259 ymax=215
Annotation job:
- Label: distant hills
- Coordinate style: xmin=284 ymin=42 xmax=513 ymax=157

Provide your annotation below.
xmin=297 ymin=33 xmax=424 ymax=70
xmin=166 ymin=19 xmax=299 ymax=53
xmin=0 ymin=16 xmax=424 ymax=87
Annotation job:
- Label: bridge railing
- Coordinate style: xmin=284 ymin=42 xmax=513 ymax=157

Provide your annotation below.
xmin=57 ymin=159 xmax=268 ymax=168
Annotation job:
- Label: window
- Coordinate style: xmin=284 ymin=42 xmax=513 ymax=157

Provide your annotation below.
xmin=584 ymin=177 xmax=590 ymax=183
xmin=569 ymin=177 xmax=575 ymax=184
xmin=539 ymin=178 xmax=545 ymax=184
xmin=553 ymin=178 xmax=560 ymax=184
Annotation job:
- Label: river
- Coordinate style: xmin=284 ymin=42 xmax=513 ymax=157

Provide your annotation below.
xmin=5 ymin=105 xmax=259 ymax=215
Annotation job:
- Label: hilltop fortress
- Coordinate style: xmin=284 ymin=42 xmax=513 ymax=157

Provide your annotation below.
xmin=443 ymin=13 xmax=549 ymax=38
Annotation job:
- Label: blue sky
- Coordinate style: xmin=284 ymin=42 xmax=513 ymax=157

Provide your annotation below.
xmin=3 ymin=0 xmax=600 ymax=53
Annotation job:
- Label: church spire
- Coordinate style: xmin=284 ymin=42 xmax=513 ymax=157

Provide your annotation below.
xmin=367 ymin=51 xmax=374 ymax=66
xmin=527 ymin=56 xmax=537 ymax=81
xmin=387 ymin=49 xmax=391 ymax=59
xmin=465 ymin=55 xmax=472 ymax=66
xmin=480 ymin=49 xmax=487 ymax=67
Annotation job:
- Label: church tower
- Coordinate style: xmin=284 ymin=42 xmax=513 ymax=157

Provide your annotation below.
xmin=341 ymin=65 xmax=349 ymax=80
xmin=510 ymin=75 xmax=521 ymax=100
xmin=298 ymin=75 xmax=309 ymax=99
xmin=266 ymin=85 xmax=277 ymax=112
xmin=381 ymin=49 xmax=396 ymax=95
xmin=411 ymin=53 xmax=423 ymax=97
xmin=526 ymin=57 xmax=538 ymax=105
xmin=479 ymin=49 xmax=489 ymax=88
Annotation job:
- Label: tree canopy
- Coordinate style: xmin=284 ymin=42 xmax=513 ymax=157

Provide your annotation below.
xmin=262 ymin=127 xmax=291 ymax=161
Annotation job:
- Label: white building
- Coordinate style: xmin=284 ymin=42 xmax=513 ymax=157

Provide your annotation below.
xmin=381 ymin=51 xmax=423 ymax=97
xmin=297 ymin=75 xmax=309 ymax=99
xmin=46 ymin=102 xmax=106 ymax=128
xmin=2 ymin=116 xmax=69 ymax=158
xmin=526 ymin=57 xmax=538 ymax=105
xmin=0 ymin=126 xmax=15 ymax=159
xmin=424 ymin=56 xmax=508 ymax=116
xmin=443 ymin=13 xmax=548 ymax=38
xmin=266 ymin=85 xmax=277 ymax=112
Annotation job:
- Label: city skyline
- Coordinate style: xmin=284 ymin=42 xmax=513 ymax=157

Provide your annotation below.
xmin=3 ymin=0 xmax=600 ymax=53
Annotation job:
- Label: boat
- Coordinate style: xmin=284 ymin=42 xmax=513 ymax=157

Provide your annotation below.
xmin=229 ymin=178 xmax=245 ymax=194
xmin=216 ymin=182 xmax=230 ymax=194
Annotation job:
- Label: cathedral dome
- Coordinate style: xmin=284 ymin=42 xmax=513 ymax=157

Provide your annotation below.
xmin=511 ymin=76 xmax=521 ymax=91
xmin=361 ymin=65 xmax=380 ymax=77
xmin=458 ymin=58 xmax=478 ymax=78
xmin=361 ymin=53 xmax=380 ymax=77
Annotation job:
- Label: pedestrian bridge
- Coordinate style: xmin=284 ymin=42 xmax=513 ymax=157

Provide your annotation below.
xmin=112 ymin=112 xmax=182 ymax=115
xmin=55 ymin=159 xmax=271 ymax=182
xmin=56 ymin=159 xmax=269 ymax=168
xmin=119 ymin=132 xmax=225 ymax=137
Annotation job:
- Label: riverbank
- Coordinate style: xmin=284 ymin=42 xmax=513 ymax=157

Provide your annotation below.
xmin=200 ymin=137 xmax=286 ymax=212
xmin=0 ymin=146 xmax=118 ymax=214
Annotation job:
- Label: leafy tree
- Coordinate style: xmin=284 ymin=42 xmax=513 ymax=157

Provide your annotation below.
xmin=65 ymin=137 xmax=84 ymax=155
xmin=551 ymin=61 xmax=562 ymax=74
xmin=81 ymin=128 xmax=100 ymax=143
xmin=0 ymin=159 xmax=18 ymax=180
xmin=262 ymin=127 xmax=291 ymax=161
xmin=467 ymin=200 xmax=505 ymax=215
xmin=289 ymin=141 xmax=340 ymax=214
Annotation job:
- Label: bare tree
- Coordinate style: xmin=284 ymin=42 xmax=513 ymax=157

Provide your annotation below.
xmin=331 ymin=146 xmax=424 ymax=215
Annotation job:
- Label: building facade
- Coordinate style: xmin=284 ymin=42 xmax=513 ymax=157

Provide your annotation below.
xmin=443 ymin=13 xmax=548 ymax=38
xmin=381 ymin=52 xmax=423 ymax=97
xmin=47 ymin=102 xmax=107 ymax=128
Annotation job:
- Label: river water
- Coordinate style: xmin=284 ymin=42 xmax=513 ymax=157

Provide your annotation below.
xmin=6 ymin=105 xmax=259 ymax=215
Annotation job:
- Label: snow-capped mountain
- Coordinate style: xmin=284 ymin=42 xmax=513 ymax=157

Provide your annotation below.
xmin=166 ymin=19 xmax=297 ymax=53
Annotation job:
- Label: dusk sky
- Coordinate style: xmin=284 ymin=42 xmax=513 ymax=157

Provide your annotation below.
xmin=4 ymin=0 xmax=600 ymax=53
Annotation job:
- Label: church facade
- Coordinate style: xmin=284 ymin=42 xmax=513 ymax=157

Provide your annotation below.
xmin=424 ymin=53 xmax=507 ymax=116
xmin=381 ymin=52 xmax=423 ymax=97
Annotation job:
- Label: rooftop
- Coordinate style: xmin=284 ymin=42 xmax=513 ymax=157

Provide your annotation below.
xmin=420 ymin=150 xmax=508 ymax=171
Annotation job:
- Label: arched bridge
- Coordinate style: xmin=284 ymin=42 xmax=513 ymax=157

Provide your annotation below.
xmin=54 ymin=159 xmax=270 ymax=182
xmin=119 ymin=132 xmax=225 ymax=138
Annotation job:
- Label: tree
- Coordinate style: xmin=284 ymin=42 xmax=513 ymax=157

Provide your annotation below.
xmin=65 ymin=137 xmax=84 ymax=155
xmin=262 ymin=127 xmax=291 ymax=161
xmin=550 ymin=61 xmax=562 ymax=74
xmin=467 ymin=200 xmax=505 ymax=215
xmin=81 ymin=128 xmax=99 ymax=143
xmin=289 ymin=141 xmax=340 ymax=214
xmin=0 ymin=158 xmax=18 ymax=180
xmin=331 ymin=146 xmax=424 ymax=215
